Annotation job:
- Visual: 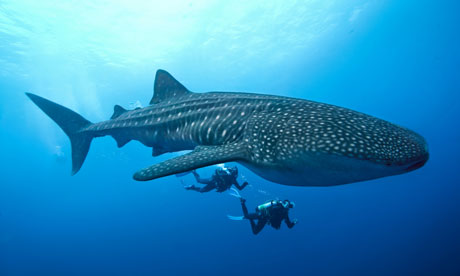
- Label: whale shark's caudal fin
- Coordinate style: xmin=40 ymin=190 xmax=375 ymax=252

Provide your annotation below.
xmin=133 ymin=143 xmax=248 ymax=181
xmin=25 ymin=93 xmax=93 ymax=175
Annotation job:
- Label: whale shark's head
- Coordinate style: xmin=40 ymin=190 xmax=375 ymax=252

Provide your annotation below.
xmin=392 ymin=130 xmax=429 ymax=173
xmin=369 ymin=126 xmax=429 ymax=175
xmin=244 ymin=102 xmax=429 ymax=186
xmin=341 ymin=116 xmax=429 ymax=175
xmin=294 ymin=110 xmax=430 ymax=186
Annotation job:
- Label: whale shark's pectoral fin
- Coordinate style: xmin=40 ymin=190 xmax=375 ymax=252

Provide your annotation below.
xmin=133 ymin=143 xmax=248 ymax=181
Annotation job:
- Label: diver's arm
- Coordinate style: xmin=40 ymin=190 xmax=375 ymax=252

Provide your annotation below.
xmin=233 ymin=179 xmax=249 ymax=190
xmin=192 ymin=170 xmax=214 ymax=185
xmin=284 ymin=215 xmax=297 ymax=229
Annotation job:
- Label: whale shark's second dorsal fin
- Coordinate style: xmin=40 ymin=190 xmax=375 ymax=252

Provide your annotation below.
xmin=150 ymin=70 xmax=190 ymax=104
xmin=111 ymin=105 xmax=127 ymax=119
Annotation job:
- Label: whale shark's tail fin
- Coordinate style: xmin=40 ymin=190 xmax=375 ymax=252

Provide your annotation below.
xmin=26 ymin=93 xmax=93 ymax=175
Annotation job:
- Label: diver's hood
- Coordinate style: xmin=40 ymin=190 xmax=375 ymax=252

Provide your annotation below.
xmin=283 ymin=200 xmax=295 ymax=208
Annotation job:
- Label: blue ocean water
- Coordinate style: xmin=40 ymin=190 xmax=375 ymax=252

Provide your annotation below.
xmin=1 ymin=0 xmax=459 ymax=275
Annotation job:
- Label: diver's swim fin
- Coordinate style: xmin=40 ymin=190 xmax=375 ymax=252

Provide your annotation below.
xmin=228 ymin=187 xmax=242 ymax=198
xmin=133 ymin=143 xmax=248 ymax=181
xmin=227 ymin=215 xmax=244 ymax=221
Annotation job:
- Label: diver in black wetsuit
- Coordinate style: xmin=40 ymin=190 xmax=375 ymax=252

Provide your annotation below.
xmin=239 ymin=198 xmax=297 ymax=235
xmin=184 ymin=166 xmax=248 ymax=193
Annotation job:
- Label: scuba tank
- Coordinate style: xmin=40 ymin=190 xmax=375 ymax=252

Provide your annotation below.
xmin=257 ymin=201 xmax=274 ymax=217
xmin=257 ymin=200 xmax=294 ymax=213
xmin=257 ymin=200 xmax=280 ymax=212
xmin=216 ymin=167 xmax=228 ymax=175
xmin=215 ymin=167 xmax=232 ymax=192
xmin=257 ymin=200 xmax=295 ymax=226
xmin=257 ymin=200 xmax=283 ymax=223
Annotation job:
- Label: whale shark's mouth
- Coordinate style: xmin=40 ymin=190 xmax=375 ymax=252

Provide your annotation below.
xmin=405 ymin=157 xmax=428 ymax=172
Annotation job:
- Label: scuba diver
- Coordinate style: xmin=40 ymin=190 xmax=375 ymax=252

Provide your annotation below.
xmin=228 ymin=189 xmax=297 ymax=235
xmin=184 ymin=166 xmax=249 ymax=193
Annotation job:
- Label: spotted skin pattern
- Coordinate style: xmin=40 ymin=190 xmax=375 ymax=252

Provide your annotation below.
xmin=27 ymin=70 xmax=429 ymax=186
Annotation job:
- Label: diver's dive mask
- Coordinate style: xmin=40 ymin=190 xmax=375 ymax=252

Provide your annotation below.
xmin=282 ymin=200 xmax=295 ymax=209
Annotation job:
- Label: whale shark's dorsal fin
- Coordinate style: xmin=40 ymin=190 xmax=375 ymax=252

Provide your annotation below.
xmin=133 ymin=143 xmax=248 ymax=181
xmin=150 ymin=70 xmax=190 ymax=105
xmin=111 ymin=105 xmax=127 ymax=119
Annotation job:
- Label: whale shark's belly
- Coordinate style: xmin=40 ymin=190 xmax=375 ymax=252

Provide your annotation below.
xmin=240 ymin=153 xmax=405 ymax=186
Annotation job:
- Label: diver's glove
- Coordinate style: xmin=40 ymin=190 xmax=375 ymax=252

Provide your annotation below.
xmin=292 ymin=219 xmax=298 ymax=225
xmin=240 ymin=197 xmax=247 ymax=204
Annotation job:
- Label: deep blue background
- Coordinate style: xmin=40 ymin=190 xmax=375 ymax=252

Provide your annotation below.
xmin=1 ymin=1 xmax=459 ymax=275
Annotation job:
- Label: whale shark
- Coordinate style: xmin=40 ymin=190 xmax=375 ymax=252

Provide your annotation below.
xmin=26 ymin=70 xmax=428 ymax=186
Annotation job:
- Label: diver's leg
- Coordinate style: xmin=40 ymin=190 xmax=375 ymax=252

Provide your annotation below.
xmin=241 ymin=198 xmax=249 ymax=216
xmin=240 ymin=199 xmax=265 ymax=234
xmin=185 ymin=185 xmax=201 ymax=192
xmin=249 ymin=219 xmax=257 ymax=234
xmin=193 ymin=171 xmax=214 ymax=185
xmin=197 ymin=183 xmax=216 ymax=193
xmin=241 ymin=199 xmax=259 ymax=219
xmin=251 ymin=218 xmax=267 ymax=235
xmin=233 ymin=181 xmax=249 ymax=190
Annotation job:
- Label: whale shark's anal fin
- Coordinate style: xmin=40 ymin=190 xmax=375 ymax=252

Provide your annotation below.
xmin=111 ymin=134 xmax=131 ymax=148
xmin=133 ymin=143 xmax=248 ymax=181
xmin=152 ymin=145 xmax=169 ymax=156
